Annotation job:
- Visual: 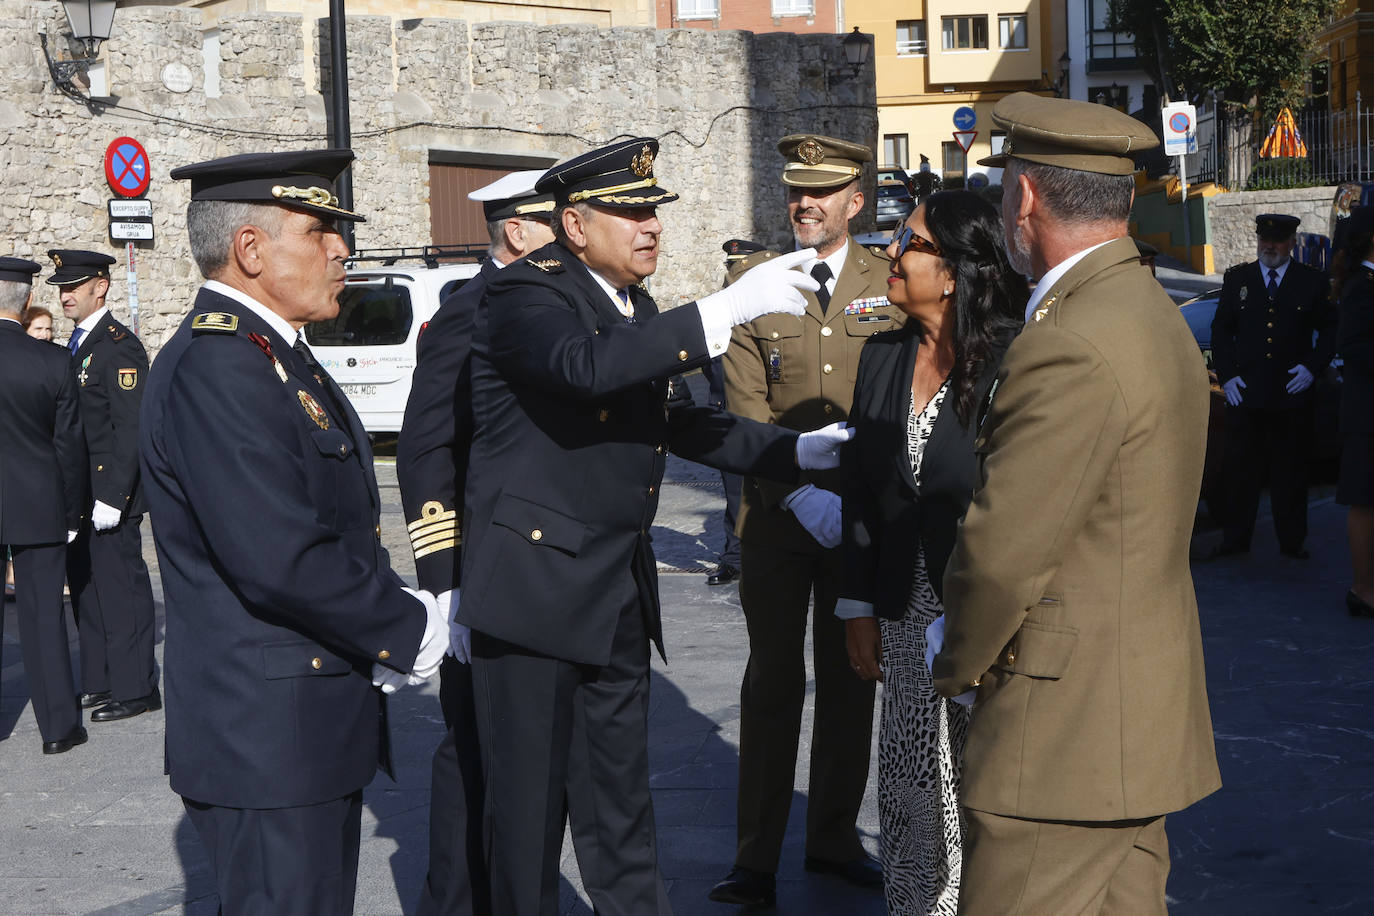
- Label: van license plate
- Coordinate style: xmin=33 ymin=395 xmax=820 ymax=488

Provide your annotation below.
xmin=341 ymin=384 xmax=378 ymax=400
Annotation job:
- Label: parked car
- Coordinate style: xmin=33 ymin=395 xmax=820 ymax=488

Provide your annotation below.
xmin=875 ymin=179 xmax=916 ymax=230
xmin=1178 ymin=288 xmax=1343 ymax=514
xmin=877 ymin=165 xmax=914 ymax=192
xmin=304 ymin=245 xmax=484 ymax=432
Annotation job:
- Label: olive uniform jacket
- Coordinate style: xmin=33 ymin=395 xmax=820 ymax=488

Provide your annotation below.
xmin=934 ymin=238 xmax=1222 ymax=821
xmin=1211 ymin=258 xmax=1335 ymax=409
xmin=724 ymin=238 xmax=904 ymax=552
xmin=72 ymin=312 xmax=149 ymax=517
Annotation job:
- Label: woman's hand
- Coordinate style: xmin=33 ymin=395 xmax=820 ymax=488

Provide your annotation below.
xmin=845 ymin=617 xmax=883 ymax=682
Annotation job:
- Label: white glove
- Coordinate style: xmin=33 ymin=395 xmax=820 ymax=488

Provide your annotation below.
xmin=371 ymin=663 xmax=407 ymax=695
xmin=406 ymin=586 xmax=448 ymax=681
xmin=438 ymin=589 xmax=472 ymax=664
xmin=91 ymin=500 xmax=122 ymax=531
xmin=1286 ymin=363 xmax=1314 ymax=394
xmin=66 ymin=530 xmax=77 ymax=544
xmin=924 ymin=615 xmax=976 ymax=707
xmin=1222 ymin=376 xmax=1246 ymax=406
xmin=781 ymin=484 xmax=842 ymax=548
xmin=696 ymin=248 xmax=820 ymax=327
xmin=795 ymin=421 xmax=856 ymax=470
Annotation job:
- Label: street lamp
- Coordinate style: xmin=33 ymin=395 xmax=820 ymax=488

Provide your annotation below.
xmin=43 ymin=0 xmax=117 ymax=93
xmin=842 ymin=27 xmax=871 ymax=79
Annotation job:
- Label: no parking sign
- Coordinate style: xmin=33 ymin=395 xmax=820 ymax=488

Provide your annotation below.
xmin=104 ymin=137 xmax=151 ymax=198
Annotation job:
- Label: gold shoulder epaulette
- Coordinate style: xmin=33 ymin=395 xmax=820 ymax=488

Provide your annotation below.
xmin=191 ymin=312 xmax=240 ymax=333
xmin=408 ymin=500 xmax=459 ymax=559
xmin=528 ymin=258 xmax=564 ymax=273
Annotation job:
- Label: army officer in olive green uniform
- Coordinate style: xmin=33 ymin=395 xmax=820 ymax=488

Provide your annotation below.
xmin=713 ymin=135 xmax=904 ymax=906
xmin=933 ymin=93 xmax=1221 ymax=915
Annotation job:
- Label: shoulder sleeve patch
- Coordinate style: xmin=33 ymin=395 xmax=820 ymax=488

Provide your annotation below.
xmin=191 ymin=312 xmax=240 ymax=334
xmin=527 ymin=258 xmax=564 ymax=273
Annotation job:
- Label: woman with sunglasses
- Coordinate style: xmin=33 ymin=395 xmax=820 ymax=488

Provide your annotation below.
xmin=835 ymin=190 xmax=1025 ymax=913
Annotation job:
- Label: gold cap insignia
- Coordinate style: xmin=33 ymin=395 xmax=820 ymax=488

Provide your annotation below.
xmin=52 ymin=253 xmax=63 ymax=268
xmin=631 ymin=144 xmax=655 ymax=178
xmin=797 ymin=138 xmax=826 ymax=166
xmin=272 ymin=185 xmax=341 ymax=209
xmin=298 ymin=389 xmax=330 ymax=429
xmin=1003 ymin=137 xmax=1014 ymax=156
xmin=117 ymin=367 xmax=138 ymax=390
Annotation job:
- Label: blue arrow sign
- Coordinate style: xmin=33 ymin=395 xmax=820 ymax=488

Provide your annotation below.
xmin=953 ymin=106 xmax=977 ymax=131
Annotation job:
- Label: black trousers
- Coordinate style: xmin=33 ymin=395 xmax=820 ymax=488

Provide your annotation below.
xmin=7 ymin=542 xmax=79 ymax=742
xmin=1220 ymin=405 xmax=1313 ymax=552
xmin=718 ymin=471 xmax=742 ymax=569
xmin=471 ymin=599 xmax=670 ymax=916
xmin=417 ymin=654 xmax=489 ymax=916
xmin=67 ymin=515 xmax=157 ymax=700
xmin=184 ymin=791 xmax=363 ymax=916
xmin=735 ymin=538 xmax=875 ymax=872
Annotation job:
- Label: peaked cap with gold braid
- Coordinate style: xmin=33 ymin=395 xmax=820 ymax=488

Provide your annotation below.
xmin=537 ymin=137 xmax=678 ymax=209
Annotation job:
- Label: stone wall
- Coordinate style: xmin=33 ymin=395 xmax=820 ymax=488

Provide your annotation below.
xmin=2 ymin=1 xmax=875 ymax=352
xmin=1207 ymin=186 xmax=1338 ymax=273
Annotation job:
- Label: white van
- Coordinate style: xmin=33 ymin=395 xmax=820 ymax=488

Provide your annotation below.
xmin=305 ymin=246 xmax=484 ymax=433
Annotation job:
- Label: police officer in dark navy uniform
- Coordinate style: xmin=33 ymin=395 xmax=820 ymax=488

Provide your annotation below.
xmin=1209 ymin=213 xmax=1337 ymax=559
xmin=143 ymin=149 xmax=449 ymax=914
xmin=46 ymin=249 xmax=159 ymax=719
xmin=0 ymin=256 xmax=88 ymax=754
xmin=398 ymin=169 xmax=555 ymax=916
xmin=459 ymin=137 xmax=854 ymax=915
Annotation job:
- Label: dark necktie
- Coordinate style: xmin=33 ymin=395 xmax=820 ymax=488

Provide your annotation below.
xmin=616 ymin=289 xmax=635 ymax=324
xmin=68 ymin=327 xmax=84 ymax=354
xmin=1267 ymin=268 xmax=1279 ymax=297
xmin=293 ymin=337 xmax=351 ymax=425
xmin=811 ymin=262 xmax=833 ymax=314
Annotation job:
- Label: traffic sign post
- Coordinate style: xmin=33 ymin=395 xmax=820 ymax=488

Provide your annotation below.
xmin=125 ymin=242 xmax=140 ymax=336
xmin=1161 ymin=102 xmax=1198 ymax=268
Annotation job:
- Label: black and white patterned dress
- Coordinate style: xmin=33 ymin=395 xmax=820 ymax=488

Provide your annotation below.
xmin=878 ymin=380 xmax=969 ymax=915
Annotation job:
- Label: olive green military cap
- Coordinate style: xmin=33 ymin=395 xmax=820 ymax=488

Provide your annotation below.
xmin=778 ymin=134 xmax=873 ymax=188
xmin=977 ymin=92 xmax=1158 ymax=176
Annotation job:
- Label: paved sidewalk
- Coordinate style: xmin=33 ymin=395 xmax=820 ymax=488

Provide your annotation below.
xmin=3 ymin=440 xmax=1373 ymax=913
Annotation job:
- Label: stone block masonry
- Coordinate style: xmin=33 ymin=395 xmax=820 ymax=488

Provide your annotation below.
xmin=3 ymin=1 xmax=875 ymax=354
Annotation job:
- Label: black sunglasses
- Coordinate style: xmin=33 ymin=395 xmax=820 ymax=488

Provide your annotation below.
xmin=893 ymin=225 xmax=942 ymax=258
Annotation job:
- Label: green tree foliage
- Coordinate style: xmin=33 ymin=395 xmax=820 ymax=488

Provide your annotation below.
xmin=1108 ymin=0 xmax=1340 ymax=115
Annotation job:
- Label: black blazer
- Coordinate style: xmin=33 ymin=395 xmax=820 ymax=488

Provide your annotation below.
xmin=842 ymin=324 xmax=1008 ymax=619
xmin=458 ymin=242 xmax=799 ymax=666
xmin=141 ymin=289 xmax=426 ymax=809
xmin=71 ymin=312 xmax=150 ymax=516
xmin=0 ymin=320 xmax=87 ymax=543
xmin=1339 ymin=264 xmax=1374 ymax=436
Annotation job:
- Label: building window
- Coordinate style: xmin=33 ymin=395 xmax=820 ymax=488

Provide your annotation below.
xmin=772 ymin=0 xmax=814 ymax=16
xmin=941 ymin=15 xmax=989 ymax=51
xmin=998 ymin=14 xmax=1027 ymax=49
xmin=677 ymin=0 xmax=718 ymax=19
xmin=942 ymin=141 xmax=966 ymax=188
xmin=1087 ymin=0 xmax=1137 ymax=69
xmin=884 ymin=134 xmax=910 ymax=169
xmin=896 ymin=20 xmax=928 ymax=56
xmin=990 ymin=130 xmax=1007 ymax=157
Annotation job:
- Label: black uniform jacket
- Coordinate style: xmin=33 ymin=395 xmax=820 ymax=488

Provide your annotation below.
xmin=842 ymin=324 xmax=1007 ymax=618
xmin=396 ymin=259 xmax=498 ymax=593
xmin=140 ymin=289 xmax=426 ymax=809
xmin=1339 ymin=265 xmax=1374 ymax=436
xmin=72 ymin=312 xmax=149 ymax=515
xmin=0 ymin=320 xmax=87 ymax=543
xmin=458 ymin=242 xmax=800 ymax=666
xmin=1211 ymin=259 xmax=1336 ymax=409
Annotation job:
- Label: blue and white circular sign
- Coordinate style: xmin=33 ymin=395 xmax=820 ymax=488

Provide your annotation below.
xmin=953 ymin=106 xmax=977 ymax=131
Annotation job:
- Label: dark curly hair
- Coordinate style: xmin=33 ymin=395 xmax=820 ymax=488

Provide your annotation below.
xmin=919 ymin=190 xmax=1028 ymax=427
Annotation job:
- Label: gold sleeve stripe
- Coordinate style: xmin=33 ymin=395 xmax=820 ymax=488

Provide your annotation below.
xmin=408 ymin=520 xmax=456 ymax=541
xmin=413 ymin=538 xmax=457 ymax=560
xmin=408 ymin=501 xmax=456 ymax=533
xmin=411 ymin=529 xmax=457 ymax=551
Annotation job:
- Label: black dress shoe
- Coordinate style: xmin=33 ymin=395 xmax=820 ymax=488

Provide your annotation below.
xmin=1348 ymin=590 xmax=1374 ymax=618
xmin=1280 ymin=546 xmax=1311 ymax=559
xmin=707 ymin=563 xmax=740 ymax=586
xmin=78 ymin=691 xmax=112 ymax=709
xmin=803 ymin=853 xmax=883 ymax=889
xmin=708 ymin=866 xmax=776 ymax=906
xmin=42 ymin=725 xmax=88 ymax=755
xmin=90 ymin=686 xmax=162 ymax=722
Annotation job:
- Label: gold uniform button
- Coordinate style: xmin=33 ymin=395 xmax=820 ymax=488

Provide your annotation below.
xmin=311 ymin=657 xmax=322 ymax=670
xmin=96 ymin=464 xmax=104 ymax=471
xmin=823 ymin=404 xmax=834 ymax=415
xmin=974 ymin=436 xmax=986 ymax=449
xmin=821 ymin=326 xmax=833 ymax=337
xmin=647 ymin=486 xmax=655 ymax=495
xmin=770 ymin=330 xmax=780 ymax=339
xmin=655 ymin=444 xmax=666 ymax=455
xmin=374 ymin=525 xmax=381 ymax=538
xmin=378 ymin=650 xmax=390 ymax=661
xmin=1267 ymin=321 xmax=1274 ymax=328
xmin=338 ymin=444 xmax=348 ymax=456
xmin=598 ymin=408 xmax=609 ymax=422
xmin=1004 ymin=648 xmax=1016 ymax=666
xmin=1266 ymin=337 xmax=1273 ymax=343
xmin=677 ymin=350 xmax=688 ymax=361
xmin=822 ymin=363 xmax=833 ymax=374
xmin=531 ymin=529 xmax=543 ymax=541
xmin=1267 ymin=353 xmax=1274 ymax=359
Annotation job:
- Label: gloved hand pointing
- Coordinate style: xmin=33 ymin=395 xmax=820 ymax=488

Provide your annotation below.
xmin=696 ymin=248 xmax=820 ymax=328
xmin=796 ymin=421 xmax=856 ymax=470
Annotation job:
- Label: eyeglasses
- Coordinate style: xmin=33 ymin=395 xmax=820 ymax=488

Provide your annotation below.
xmin=893 ymin=225 xmax=941 ymax=258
